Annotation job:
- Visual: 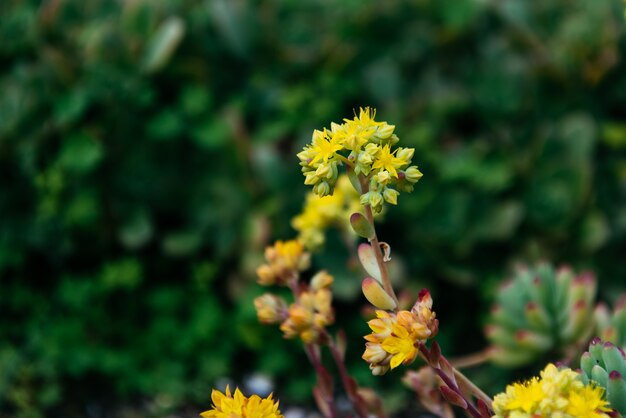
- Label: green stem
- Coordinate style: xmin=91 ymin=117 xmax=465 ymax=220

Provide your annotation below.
xmin=358 ymin=175 xmax=399 ymax=306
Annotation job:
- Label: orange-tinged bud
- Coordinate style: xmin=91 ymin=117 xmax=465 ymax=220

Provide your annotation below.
xmin=256 ymin=264 xmax=276 ymax=286
xmin=310 ymin=270 xmax=333 ymax=290
xmin=254 ymin=294 xmax=287 ymax=324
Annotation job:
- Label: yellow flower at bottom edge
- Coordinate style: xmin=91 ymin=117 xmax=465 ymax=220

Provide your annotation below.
xmin=566 ymin=385 xmax=611 ymax=418
xmin=492 ymin=364 xmax=611 ymax=418
xmin=201 ymin=386 xmax=284 ymax=418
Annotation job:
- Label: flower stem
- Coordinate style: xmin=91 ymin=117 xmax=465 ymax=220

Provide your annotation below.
xmin=418 ymin=345 xmax=486 ymax=418
xmin=325 ymin=332 xmax=387 ymax=418
xmin=305 ymin=344 xmax=338 ymax=418
xmin=358 ymin=175 xmax=399 ymax=306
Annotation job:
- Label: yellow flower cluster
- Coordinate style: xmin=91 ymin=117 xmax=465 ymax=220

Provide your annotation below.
xmin=297 ymin=107 xmax=422 ymax=213
xmin=363 ymin=290 xmax=438 ymax=375
xmin=255 ymin=270 xmax=335 ymax=344
xmin=280 ymin=270 xmax=334 ymax=343
xmin=201 ymin=386 xmax=283 ymax=418
xmin=492 ymin=363 xmax=611 ymax=418
xmin=291 ymin=175 xmax=362 ymax=250
xmin=256 ymin=240 xmax=310 ymax=286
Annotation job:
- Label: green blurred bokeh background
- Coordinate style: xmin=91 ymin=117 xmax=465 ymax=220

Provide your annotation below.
xmin=2 ymin=0 xmax=626 ymax=416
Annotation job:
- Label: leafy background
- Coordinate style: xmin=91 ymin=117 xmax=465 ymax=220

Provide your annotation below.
xmin=1 ymin=0 xmax=626 ymax=416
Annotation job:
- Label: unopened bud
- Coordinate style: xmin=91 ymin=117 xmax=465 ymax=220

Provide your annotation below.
xmin=375 ymin=123 xmax=395 ymax=140
xmin=396 ymin=147 xmax=415 ymax=163
xmin=254 ymin=294 xmax=287 ymax=324
xmin=311 ymin=270 xmax=333 ymax=290
xmin=404 ymin=166 xmax=423 ymax=183
xmin=383 ymin=188 xmax=399 ymax=205
xmin=313 ymin=181 xmax=330 ymax=197
xmin=369 ymin=191 xmax=383 ymax=209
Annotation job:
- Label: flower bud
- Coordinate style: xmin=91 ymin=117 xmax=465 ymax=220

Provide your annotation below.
xmin=315 ymin=163 xmax=331 ymax=178
xmin=313 ymin=181 xmax=330 ymax=197
xmin=369 ymin=192 xmax=383 ymax=209
xmin=358 ymin=151 xmax=374 ymax=165
xmin=256 ymin=264 xmax=276 ymax=286
xmin=396 ymin=147 xmax=414 ymax=163
xmin=304 ymin=172 xmax=319 ymax=185
xmin=374 ymin=170 xmax=391 ymax=185
xmin=311 ymin=270 xmax=333 ymax=290
xmin=404 ymin=166 xmax=423 ymax=183
xmin=375 ymin=123 xmax=395 ymax=140
xmin=254 ymin=294 xmax=287 ymax=324
xmin=383 ymin=188 xmax=399 ymax=205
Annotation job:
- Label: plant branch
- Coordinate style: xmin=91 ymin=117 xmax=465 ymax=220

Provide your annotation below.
xmin=305 ymin=344 xmax=338 ymax=418
xmin=418 ymin=345 xmax=485 ymax=418
xmin=324 ymin=332 xmax=387 ymax=418
xmin=358 ymin=175 xmax=399 ymax=306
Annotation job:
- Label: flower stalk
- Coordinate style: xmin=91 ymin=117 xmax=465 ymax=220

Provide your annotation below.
xmin=358 ymin=173 xmax=398 ymax=306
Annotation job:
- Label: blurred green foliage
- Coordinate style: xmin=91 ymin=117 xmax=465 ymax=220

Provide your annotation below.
xmin=1 ymin=0 xmax=626 ymax=416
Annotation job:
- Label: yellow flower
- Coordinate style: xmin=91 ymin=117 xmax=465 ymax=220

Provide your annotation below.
xmin=492 ymin=364 xmax=611 ymax=418
xmin=308 ymin=129 xmax=344 ymax=164
xmin=363 ymin=305 xmax=436 ymax=375
xmin=381 ymin=322 xmax=418 ymax=369
xmin=566 ymin=385 xmax=611 ymax=418
xmin=335 ymin=107 xmax=382 ymax=151
xmin=371 ymin=144 xmax=406 ymax=177
xmin=201 ymin=386 xmax=284 ymax=418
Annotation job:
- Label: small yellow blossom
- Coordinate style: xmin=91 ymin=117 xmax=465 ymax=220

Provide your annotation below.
xmin=335 ymin=107 xmax=383 ymax=151
xmin=492 ymin=364 xmax=611 ymax=418
xmin=372 ymin=144 xmax=407 ymax=178
xmin=381 ymin=322 xmax=418 ymax=369
xmin=363 ymin=296 xmax=437 ymax=375
xmin=201 ymin=386 xmax=284 ymax=418
xmin=308 ymin=129 xmax=344 ymax=164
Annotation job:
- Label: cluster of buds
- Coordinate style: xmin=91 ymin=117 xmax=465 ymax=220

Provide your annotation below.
xmin=291 ymin=175 xmax=362 ymax=250
xmin=255 ymin=269 xmax=335 ymax=345
xmin=297 ymin=107 xmax=422 ymax=213
xmin=256 ymin=240 xmax=310 ymax=286
xmin=362 ymin=290 xmax=438 ymax=375
xmin=486 ymin=264 xmax=597 ymax=367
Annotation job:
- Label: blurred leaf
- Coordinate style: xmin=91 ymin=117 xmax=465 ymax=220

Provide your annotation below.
xmin=58 ymin=132 xmax=103 ymax=173
xmin=142 ymin=16 xmax=186 ymax=73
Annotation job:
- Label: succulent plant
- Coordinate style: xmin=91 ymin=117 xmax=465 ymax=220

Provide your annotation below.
xmin=580 ymin=338 xmax=626 ymax=415
xmin=595 ymin=294 xmax=626 ymax=349
xmin=486 ymin=263 xmax=597 ymax=367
